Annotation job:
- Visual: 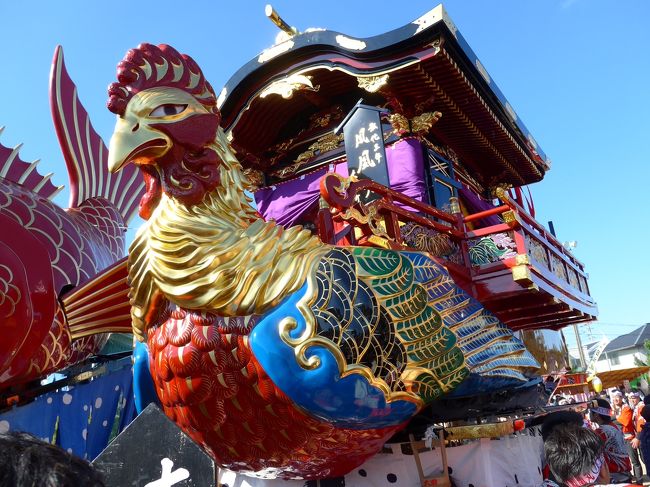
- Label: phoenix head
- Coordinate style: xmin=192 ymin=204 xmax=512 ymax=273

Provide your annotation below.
xmin=107 ymin=43 xmax=229 ymax=219
xmin=107 ymin=44 xmax=325 ymax=339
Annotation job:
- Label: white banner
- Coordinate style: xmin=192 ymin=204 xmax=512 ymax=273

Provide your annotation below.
xmin=219 ymin=429 xmax=544 ymax=487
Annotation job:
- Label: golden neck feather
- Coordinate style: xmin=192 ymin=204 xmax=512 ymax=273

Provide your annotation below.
xmin=128 ymin=128 xmax=327 ymax=340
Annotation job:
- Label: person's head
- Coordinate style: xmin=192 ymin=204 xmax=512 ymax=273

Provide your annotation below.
xmin=0 ymin=431 xmax=105 ymax=487
xmin=544 ymin=423 xmax=609 ymax=486
xmin=588 ymin=398 xmax=613 ymax=425
xmin=541 ymin=410 xmax=584 ymax=442
xmin=610 ymin=390 xmax=623 ymax=406
xmin=628 ymin=391 xmax=641 ymax=407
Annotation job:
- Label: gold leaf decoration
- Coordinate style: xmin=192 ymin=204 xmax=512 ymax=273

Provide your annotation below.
xmin=357 ymin=74 xmax=389 ymax=93
xmin=295 ymin=132 xmax=344 ymax=164
xmin=259 ymin=74 xmax=319 ymax=100
xmin=242 ymin=168 xmax=264 ymax=190
xmin=389 ymin=111 xmax=442 ymax=135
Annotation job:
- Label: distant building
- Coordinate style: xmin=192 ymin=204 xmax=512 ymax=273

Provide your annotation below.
xmin=596 ymin=324 xmax=650 ymax=372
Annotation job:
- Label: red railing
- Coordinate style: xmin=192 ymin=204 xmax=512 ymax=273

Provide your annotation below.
xmin=318 ymin=173 xmax=591 ymax=297
xmin=318 ymin=173 xmax=463 ymax=245
xmin=462 ymin=205 xmax=509 ymax=224
xmin=494 ymin=190 xmax=586 ymax=273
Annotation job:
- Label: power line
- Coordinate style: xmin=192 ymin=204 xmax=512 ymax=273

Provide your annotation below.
xmin=573 ymin=322 xmax=647 ymax=328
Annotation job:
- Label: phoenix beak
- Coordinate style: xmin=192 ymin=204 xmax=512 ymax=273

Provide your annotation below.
xmin=108 ymin=118 xmax=170 ymax=173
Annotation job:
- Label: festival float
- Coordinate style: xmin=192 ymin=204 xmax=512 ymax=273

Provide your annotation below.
xmin=0 ymin=4 xmax=598 ymax=486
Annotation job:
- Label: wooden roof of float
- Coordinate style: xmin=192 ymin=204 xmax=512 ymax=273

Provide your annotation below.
xmin=219 ymin=4 xmax=550 ymax=188
xmin=554 ymin=367 xmax=650 ymax=394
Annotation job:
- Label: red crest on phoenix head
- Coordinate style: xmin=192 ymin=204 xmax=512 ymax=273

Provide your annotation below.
xmin=107 ymin=43 xmax=218 ymax=117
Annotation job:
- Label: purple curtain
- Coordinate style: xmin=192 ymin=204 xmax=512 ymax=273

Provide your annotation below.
xmin=458 ymin=186 xmax=501 ymax=227
xmin=254 ymin=162 xmax=348 ymax=227
xmin=385 ymin=138 xmax=428 ymax=211
xmin=255 ymin=138 xmax=430 ymax=226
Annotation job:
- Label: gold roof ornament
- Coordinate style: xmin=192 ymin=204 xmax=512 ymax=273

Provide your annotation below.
xmin=259 ymin=74 xmax=319 ymax=100
xmin=265 ymin=4 xmax=298 ymax=43
xmin=356 ymin=74 xmax=389 ymax=94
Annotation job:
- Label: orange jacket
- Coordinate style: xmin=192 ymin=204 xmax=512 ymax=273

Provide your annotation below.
xmin=617 ymin=404 xmax=635 ymax=439
xmin=634 ymin=403 xmax=646 ymax=433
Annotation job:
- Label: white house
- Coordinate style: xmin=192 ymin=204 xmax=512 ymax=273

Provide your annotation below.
xmin=595 ymin=324 xmax=650 ymax=372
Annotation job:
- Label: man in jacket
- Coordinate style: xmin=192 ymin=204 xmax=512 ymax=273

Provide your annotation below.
xmin=613 ymin=391 xmax=644 ymax=483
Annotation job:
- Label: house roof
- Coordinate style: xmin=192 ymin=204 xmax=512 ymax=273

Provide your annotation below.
xmin=603 ymin=324 xmax=650 ymax=354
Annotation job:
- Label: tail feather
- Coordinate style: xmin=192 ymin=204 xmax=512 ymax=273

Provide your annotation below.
xmin=472 ymin=353 xmax=539 ymax=373
xmin=62 ymin=257 xmax=133 ymax=339
xmin=453 ymin=315 xmax=502 ymax=339
xmin=456 ymin=326 xmax=520 ymax=354
xmin=467 ymin=343 xmax=538 ymax=367
xmin=0 ymin=127 xmax=64 ymax=200
xmin=49 ymin=46 xmax=144 ymax=222
xmin=403 ymin=251 xmax=539 ymax=381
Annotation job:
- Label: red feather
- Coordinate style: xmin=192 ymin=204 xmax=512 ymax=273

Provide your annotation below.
xmin=147 ymin=309 xmax=406 ymax=479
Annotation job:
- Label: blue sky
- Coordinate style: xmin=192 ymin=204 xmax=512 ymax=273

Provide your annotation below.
xmin=1 ymin=1 xmax=648 ymax=348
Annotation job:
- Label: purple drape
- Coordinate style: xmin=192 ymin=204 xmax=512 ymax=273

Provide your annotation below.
xmin=254 ymin=162 xmax=348 ymax=227
xmin=458 ymin=186 xmax=501 ymax=227
xmin=386 ymin=139 xmax=427 ymax=203
xmin=254 ymin=138 xmax=429 ymax=226
xmin=385 ymin=138 xmax=428 ymax=211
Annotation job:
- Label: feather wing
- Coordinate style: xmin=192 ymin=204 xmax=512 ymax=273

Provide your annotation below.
xmin=350 ymin=247 xmax=468 ymax=402
xmin=50 ymin=46 xmax=144 ymax=222
xmin=311 ymin=248 xmax=408 ymax=391
xmin=308 ymin=247 xmax=539 ymax=405
xmin=310 ymin=247 xmax=468 ymax=404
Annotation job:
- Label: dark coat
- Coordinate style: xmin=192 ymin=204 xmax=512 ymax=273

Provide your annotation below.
xmin=638 ymin=424 xmax=650 ymax=467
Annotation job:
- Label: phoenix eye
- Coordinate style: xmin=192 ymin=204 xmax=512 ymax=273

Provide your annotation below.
xmin=149 ymin=104 xmax=187 ymax=117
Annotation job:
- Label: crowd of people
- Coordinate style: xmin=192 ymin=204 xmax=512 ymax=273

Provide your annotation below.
xmin=2 ymin=389 xmax=650 ymax=486
xmin=541 ymin=389 xmax=650 ymax=487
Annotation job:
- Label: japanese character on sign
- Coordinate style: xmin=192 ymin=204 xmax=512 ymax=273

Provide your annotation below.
xmin=341 ymin=103 xmax=390 ymax=203
xmin=144 ymin=458 xmax=190 ymax=487
xmin=355 ymin=127 xmax=370 ymax=148
xmin=357 ymin=150 xmax=375 ymax=172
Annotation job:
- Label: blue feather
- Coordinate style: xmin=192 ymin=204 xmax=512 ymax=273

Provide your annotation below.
xmin=403 ymin=251 xmax=540 ymax=382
